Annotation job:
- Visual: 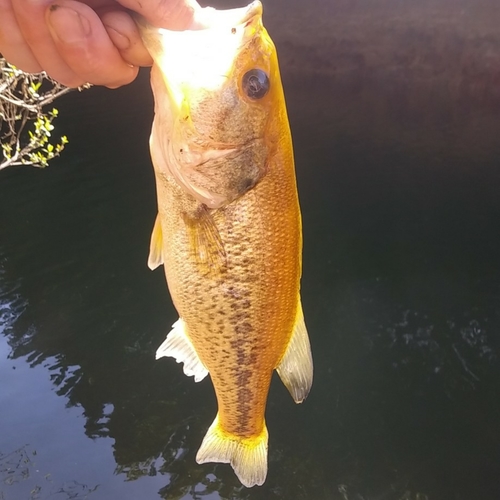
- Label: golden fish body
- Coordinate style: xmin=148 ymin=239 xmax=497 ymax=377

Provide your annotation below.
xmin=138 ymin=1 xmax=313 ymax=487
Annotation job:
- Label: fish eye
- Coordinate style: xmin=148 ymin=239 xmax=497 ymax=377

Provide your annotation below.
xmin=242 ymin=69 xmax=270 ymax=100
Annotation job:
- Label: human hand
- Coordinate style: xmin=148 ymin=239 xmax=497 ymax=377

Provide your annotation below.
xmin=0 ymin=0 xmax=202 ymax=88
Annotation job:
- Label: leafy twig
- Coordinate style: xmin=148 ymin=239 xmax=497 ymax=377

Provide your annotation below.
xmin=0 ymin=58 xmax=89 ymax=170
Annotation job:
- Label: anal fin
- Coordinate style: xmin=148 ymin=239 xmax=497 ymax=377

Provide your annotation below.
xmin=276 ymin=299 xmax=313 ymax=403
xmin=156 ymin=318 xmax=209 ymax=382
xmin=196 ymin=414 xmax=268 ymax=488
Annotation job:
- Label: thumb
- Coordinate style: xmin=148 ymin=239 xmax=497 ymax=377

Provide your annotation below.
xmin=115 ymin=0 xmax=201 ymax=30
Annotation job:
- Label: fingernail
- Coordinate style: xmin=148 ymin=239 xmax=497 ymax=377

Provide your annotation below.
xmin=47 ymin=5 xmax=91 ymax=44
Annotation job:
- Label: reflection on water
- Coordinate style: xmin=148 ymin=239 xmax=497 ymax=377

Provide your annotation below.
xmin=2 ymin=0 xmax=500 ymax=498
xmin=0 ymin=445 xmax=99 ymax=500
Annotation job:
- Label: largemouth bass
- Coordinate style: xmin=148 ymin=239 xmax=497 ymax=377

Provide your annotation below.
xmin=137 ymin=1 xmax=313 ymax=487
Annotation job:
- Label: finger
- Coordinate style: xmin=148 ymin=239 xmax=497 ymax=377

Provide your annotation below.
xmin=101 ymin=10 xmax=153 ymax=67
xmin=115 ymin=0 xmax=199 ymax=30
xmin=12 ymin=0 xmax=84 ymax=86
xmin=46 ymin=0 xmax=139 ymax=88
xmin=0 ymin=0 xmax=42 ymax=72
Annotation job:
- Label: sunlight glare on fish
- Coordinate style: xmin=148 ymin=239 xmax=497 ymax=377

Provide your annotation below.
xmin=153 ymin=3 xmax=262 ymax=109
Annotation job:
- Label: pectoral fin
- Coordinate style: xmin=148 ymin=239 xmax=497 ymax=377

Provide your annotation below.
xmin=156 ymin=318 xmax=209 ymax=382
xmin=148 ymin=214 xmax=164 ymax=270
xmin=183 ymin=205 xmax=227 ymax=273
xmin=276 ymin=300 xmax=313 ymax=403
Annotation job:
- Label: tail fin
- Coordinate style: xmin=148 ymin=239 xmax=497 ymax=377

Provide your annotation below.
xmin=196 ymin=415 xmax=268 ymax=487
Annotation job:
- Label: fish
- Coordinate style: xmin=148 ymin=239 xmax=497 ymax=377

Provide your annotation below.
xmin=136 ymin=0 xmax=313 ymax=487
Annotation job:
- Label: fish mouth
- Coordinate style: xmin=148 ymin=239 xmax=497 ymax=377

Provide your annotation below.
xmin=137 ymin=2 xmax=265 ymax=110
xmin=194 ymin=1 xmax=263 ymax=31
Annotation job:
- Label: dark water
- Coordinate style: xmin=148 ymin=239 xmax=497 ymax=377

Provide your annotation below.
xmin=1 ymin=1 xmax=500 ymax=499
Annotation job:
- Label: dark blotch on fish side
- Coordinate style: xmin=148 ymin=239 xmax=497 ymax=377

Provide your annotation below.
xmin=240 ymin=177 xmax=257 ymax=191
